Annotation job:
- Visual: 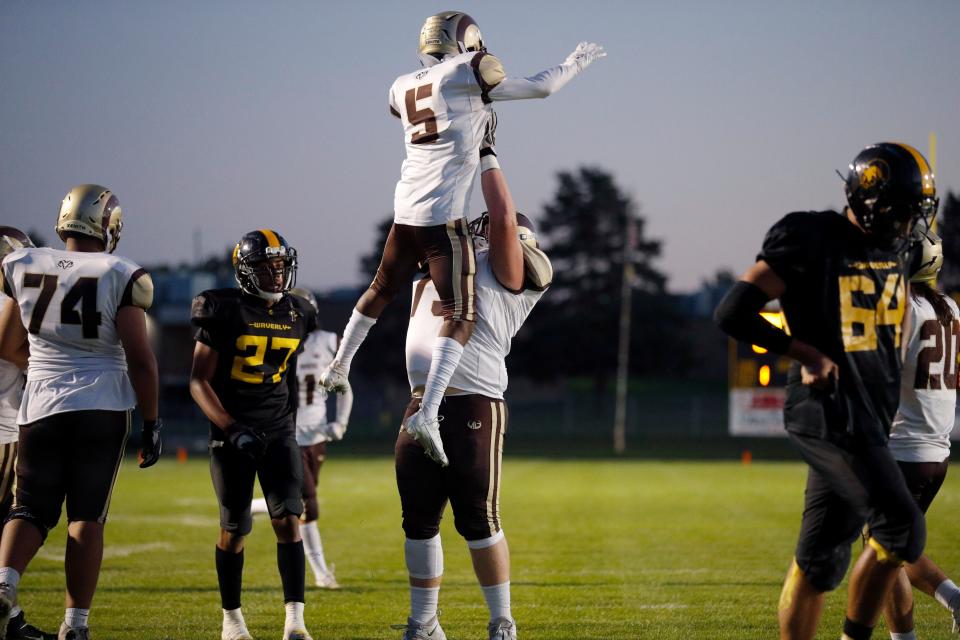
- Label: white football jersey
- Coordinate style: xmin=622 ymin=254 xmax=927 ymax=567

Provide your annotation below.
xmin=1 ymin=247 xmax=153 ymax=424
xmin=390 ymin=51 xmax=494 ymax=227
xmin=295 ymin=330 xmax=338 ymax=437
xmin=889 ymin=294 xmax=959 ymax=463
xmin=0 ymin=291 xmax=23 ymax=443
xmin=406 ymin=249 xmax=545 ymax=399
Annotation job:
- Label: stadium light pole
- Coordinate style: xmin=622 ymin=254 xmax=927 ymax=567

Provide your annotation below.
xmin=613 ymin=213 xmax=637 ymax=455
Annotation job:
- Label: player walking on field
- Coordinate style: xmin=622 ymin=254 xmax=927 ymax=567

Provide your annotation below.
xmin=0 ymin=186 xmax=161 ymax=640
xmin=394 ymin=155 xmax=552 ymax=640
xmin=250 ymin=287 xmax=353 ymax=590
xmin=320 ymin=11 xmax=603 ymax=467
xmin=715 ymin=143 xmax=937 ymax=640
xmin=881 ymin=229 xmax=960 ymax=639
xmin=190 ymin=230 xmax=318 ymax=640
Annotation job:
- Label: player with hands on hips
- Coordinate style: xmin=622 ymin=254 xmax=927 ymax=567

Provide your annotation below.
xmin=320 ymin=11 xmax=603 ymax=469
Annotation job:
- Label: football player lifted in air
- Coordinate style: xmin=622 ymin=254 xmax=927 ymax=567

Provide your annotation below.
xmin=881 ymin=229 xmax=960 ymax=638
xmin=190 ymin=230 xmax=318 ymax=640
xmin=250 ymin=287 xmax=353 ymax=590
xmin=715 ymin=143 xmax=937 ymax=640
xmin=0 ymin=186 xmax=161 ymax=640
xmin=320 ymin=11 xmax=602 ymax=467
xmin=0 ymin=227 xmax=58 ymax=640
xmin=394 ymin=147 xmax=551 ymax=640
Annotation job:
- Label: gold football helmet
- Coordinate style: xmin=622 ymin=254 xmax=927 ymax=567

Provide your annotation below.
xmin=56 ymin=184 xmax=123 ymax=253
xmin=419 ymin=12 xmax=484 ymax=58
xmin=908 ymin=226 xmax=944 ymax=284
xmin=0 ymin=226 xmax=34 ymax=260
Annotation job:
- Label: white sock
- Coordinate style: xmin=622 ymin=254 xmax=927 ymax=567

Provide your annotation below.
xmin=890 ymin=631 xmax=916 ymax=640
xmin=420 ymin=337 xmax=465 ymax=418
xmin=0 ymin=567 xmax=20 ymax=591
xmin=481 ymin=581 xmax=512 ymax=622
xmin=9 ymin=606 xmax=20 ymax=617
xmin=300 ymin=520 xmax=328 ymax=576
xmin=250 ymin=497 xmax=269 ymax=515
xmin=284 ymin=601 xmax=305 ymax=631
xmin=336 ymin=310 xmax=376 ymax=370
xmin=935 ymin=578 xmax=960 ymax=611
xmin=410 ymin=586 xmax=439 ymax=625
xmin=64 ymin=608 xmax=89 ymax=629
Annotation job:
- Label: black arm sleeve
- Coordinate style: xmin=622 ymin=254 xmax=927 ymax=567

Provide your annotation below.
xmin=714 ymin=281 xmax=792 ymax=355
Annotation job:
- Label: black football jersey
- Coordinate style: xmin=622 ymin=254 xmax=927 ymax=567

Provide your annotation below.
xmin=191 ymin=288 xmax=319 ymax=437
xmin=758 ymin=211 xmax=908 ymax=444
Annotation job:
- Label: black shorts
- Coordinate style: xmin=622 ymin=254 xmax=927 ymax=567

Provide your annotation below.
xmin=395 ymin=394 xmax=506 ymax=541
xmin=789 ymin=432 xmax=925 ymax=576
xmin=897 ymin=459 xmax=948 ymax=513
xmin=370 ymin=221 xmax=476 ymax=322
xmin=210 ymin=431 xmax=303 ymax=536
xmin=13 ymin=410 xmax=129 ymax=531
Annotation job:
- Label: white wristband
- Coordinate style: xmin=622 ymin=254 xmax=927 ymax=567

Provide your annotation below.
xmin=480 ymin=153 xmax=501 ymax=173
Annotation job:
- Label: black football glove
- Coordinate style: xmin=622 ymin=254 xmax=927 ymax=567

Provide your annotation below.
xmin=139 ymin=418 xmax=163 ymax=469
xmin=226 ymin=423 xmax=266 ymax=461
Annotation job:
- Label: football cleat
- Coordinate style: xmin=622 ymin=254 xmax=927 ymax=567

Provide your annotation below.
xmin=220 ymin=620 xmax=253 ymax=640
xmin=7 ymin=612 xmax=56 ymax=640
xmin=488 ymin=617 xmax=517 ymax=640
xmin=402 ymin=411 xmax=448 ymax=467
xmin=318 ymin=360 xmax=349 ymax=394
xmin=56 ymin=626 xmax=89 ymax=640
xmin=283 ymin=629 xmax=313 ymax=640
xmin=314 ymin=564 xmax=340 ymax=590
xmin=392 ymin=616 xmax=447 ymax=640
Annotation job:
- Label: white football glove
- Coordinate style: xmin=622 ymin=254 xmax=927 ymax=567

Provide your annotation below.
xmin=479 ymin=109 xmax=500 ymax=172
xmin=564 ymin=41 xmax=606 ymax=72
xmin=402 ymin=411 xmax=448 ymax=467
xmin=323 ymin=421 xmax=347 ymax=442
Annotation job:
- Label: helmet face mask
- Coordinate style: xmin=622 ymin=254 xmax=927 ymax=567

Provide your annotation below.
xmin=845 ymin=142 xmax=938 ymax=247
xmin=56 ymin=184 xmax=123 ymax=253
xmin=233 ymin=230 xmax=298 ymax=302
xmin=469 ymin=212 xmax=538 ymax=250
xmin=419 ymin=12 xmax=484 ymax=59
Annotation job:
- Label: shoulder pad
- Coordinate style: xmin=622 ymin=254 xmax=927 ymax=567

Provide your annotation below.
xmin=477 ymin=53 xmax=505 ymax=87
xmin=522 ymin=244 xmax=553 ymax=292
xmin=120 ymin=269 xmax=154 ymax=310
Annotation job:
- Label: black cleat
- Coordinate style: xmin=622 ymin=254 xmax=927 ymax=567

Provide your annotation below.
xmin=6 ymin=613 xmax=56 ymax=640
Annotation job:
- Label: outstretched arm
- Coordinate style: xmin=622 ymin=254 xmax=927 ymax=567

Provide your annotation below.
xmin=487 ymin=42 xmax=606 ymax=101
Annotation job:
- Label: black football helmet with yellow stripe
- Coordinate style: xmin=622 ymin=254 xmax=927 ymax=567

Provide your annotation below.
xmin=232 ymin=229 xmax=297 ymax=302
xmin=844 ymin=142 xmax=938 ymax=245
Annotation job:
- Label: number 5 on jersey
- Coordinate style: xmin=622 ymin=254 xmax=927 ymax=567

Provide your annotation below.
xmin=406 ymin=83 xmax=439 ymax=144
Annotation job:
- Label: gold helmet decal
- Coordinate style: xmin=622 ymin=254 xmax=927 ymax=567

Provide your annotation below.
xmin=858 ymin=161 xmax=888 ymax=190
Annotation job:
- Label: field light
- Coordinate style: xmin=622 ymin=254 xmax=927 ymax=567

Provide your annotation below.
xmin=758 ymin=365 xmax=771 ymax=387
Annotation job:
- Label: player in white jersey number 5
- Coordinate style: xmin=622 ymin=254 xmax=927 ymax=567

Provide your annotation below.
xmin=322 ymin=11 xmax=601 ymax=468
xmin=394 ymin=155 xmax=552 ymax=640
xmin=0 ymin=185 xmax=160 ymax=640
xmin=881 ymin=228 xmax=960 ymax=637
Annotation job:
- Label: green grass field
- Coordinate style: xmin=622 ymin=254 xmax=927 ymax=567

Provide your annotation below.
xmin=14 ymin=456 xmax=960 ymax=639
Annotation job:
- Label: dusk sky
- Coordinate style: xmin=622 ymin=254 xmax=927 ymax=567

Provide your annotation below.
xmin=2 ymin=1 xmax=958 ymax=292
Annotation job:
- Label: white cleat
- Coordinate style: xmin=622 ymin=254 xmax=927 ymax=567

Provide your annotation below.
xmin=392 ymin=616 xmax=446 ymax=640
xmin=221 ymin=621 xmax=253 ymax=640
xmin=314 ymin=564 xmax=340 ymax=590
xmin=488 ymin=617 xmax=517 ymax=640
xmin=283 ymin=629 xmax=313 ymax=640
xmin=402 ymin=411 xmax=448 ymax=467
xmin=57 ymin=625 xmax=90 ymax=640
xmin=318 ymin=360 xmax=349 ymax=393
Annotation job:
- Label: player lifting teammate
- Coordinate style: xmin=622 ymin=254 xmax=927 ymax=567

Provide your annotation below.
xmin=715 ymin=143 xmax=936 ymax=640
xmin=320 ymin=11 xmax=603 ymax=466
xmin=190 ymin=230 xmax=318 ymax=640
xmin=0 ymin=186 xmax=161 ymax=640
xmin=394 ymin=151 xmax=551 ymax=639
